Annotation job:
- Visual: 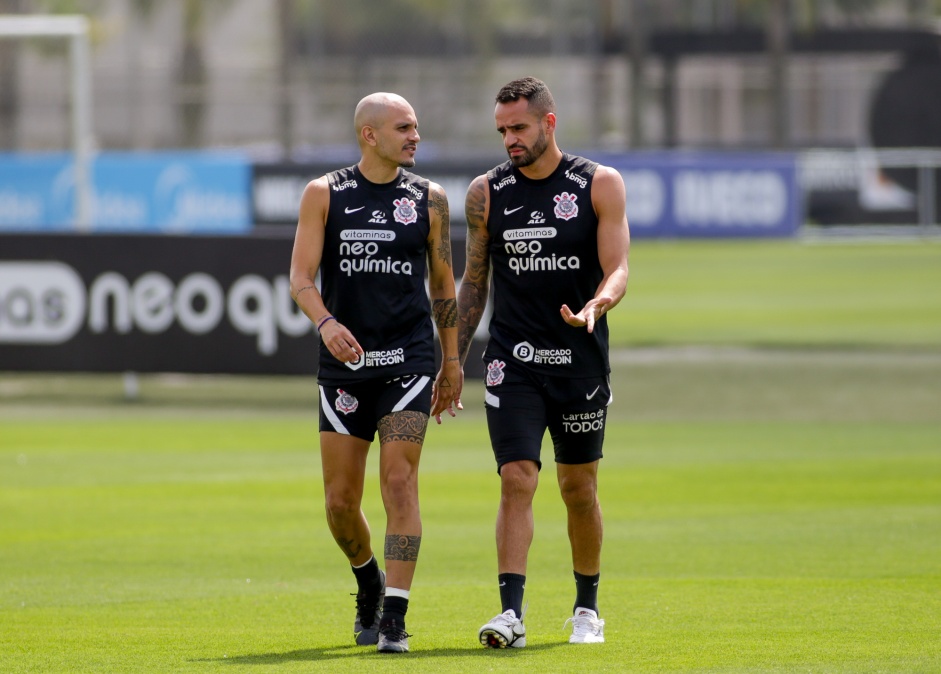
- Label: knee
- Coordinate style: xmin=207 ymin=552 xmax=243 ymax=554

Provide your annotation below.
xmin=500 ymin=461 xmax=539 ymax=501
xmin=381 ymin=467 xmax=418 ymax=508
xmin=324 ymin=487 xmax=360 ymax=522
xmin=559 ymin=476 xmax=598 ymax=512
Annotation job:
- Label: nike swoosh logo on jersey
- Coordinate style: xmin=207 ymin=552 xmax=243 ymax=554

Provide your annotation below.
xmin=504 ymin=206 xmax=525 ymax=215
xmin=586 ymin=385 xmax=600 ymax=400
xmin=345 ymin=206 xmax=365 ymax=214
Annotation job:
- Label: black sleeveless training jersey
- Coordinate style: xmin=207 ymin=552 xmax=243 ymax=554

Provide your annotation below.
xmin=317 ymin=165 xmax=435 ymax=384
xmin=484 ymin=154 xmax=610 ymax=377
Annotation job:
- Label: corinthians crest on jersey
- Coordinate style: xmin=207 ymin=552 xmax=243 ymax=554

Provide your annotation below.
xmin=554 ymin=191 xmax=579 ymax=221
xmin=393 ymin=197 xmax=418 ymax=225
xmin=486 ymin=359 xmax=506 ymax=386
xmin=335 ymin=389 xmax=359 ymax=415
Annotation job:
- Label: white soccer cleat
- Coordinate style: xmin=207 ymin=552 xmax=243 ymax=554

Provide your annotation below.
xmin=479 ymin=609 xmax=527 ymax=648
xmin=565 ymin=607 xmax=605 ymax=643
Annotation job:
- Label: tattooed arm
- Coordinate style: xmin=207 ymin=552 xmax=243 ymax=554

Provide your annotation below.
xmin=426 ymin=181 xmax=463 ymax=421
xmin=457 ymin=174 xmax=492 ymax=364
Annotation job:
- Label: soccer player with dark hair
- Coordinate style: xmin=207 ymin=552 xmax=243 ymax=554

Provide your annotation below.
xmin=458 ymin=76 xmax=630 ymax=647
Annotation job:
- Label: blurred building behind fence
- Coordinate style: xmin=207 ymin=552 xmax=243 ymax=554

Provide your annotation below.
xmin=2 ymin=0 xmax=940 ymax=157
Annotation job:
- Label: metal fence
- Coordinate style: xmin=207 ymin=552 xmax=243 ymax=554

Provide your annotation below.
xmin=799 ymin=147 xmax=941 ymax=234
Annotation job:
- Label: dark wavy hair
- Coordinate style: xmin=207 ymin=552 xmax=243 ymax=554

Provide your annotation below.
xmin=495 ymin=77 xmax=556 ymax=116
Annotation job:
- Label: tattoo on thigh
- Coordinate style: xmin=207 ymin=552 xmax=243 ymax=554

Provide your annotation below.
xmin=379 ymin=411 xmax=428 ymax=445
xmin=337 ymin=537 xmax=362 ymax=559
xmin=385 ymin=534 xmax=421 ymax=562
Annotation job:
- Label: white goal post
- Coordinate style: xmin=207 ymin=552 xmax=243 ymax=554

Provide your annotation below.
xmin=0 ymin=14 xmax=93 ymax=229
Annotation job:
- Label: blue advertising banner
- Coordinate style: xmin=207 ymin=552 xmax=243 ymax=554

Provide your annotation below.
xmin=595 ymin=151 xmax=801 ymax=238
xmin=0 ymin=152 xmax=251 ymax=233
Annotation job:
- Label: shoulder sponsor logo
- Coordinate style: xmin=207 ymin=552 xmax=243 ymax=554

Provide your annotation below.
xmin=553 ymin=192 xmax=579 ymax=221
xmin=344 ymin=206 xmax=365 ymax=214
xmin=398 ymin=182 xmax=424 ymax=200
xmin=564 ymin=170 xmax=588 ymax=189
xmin=492 ymin=175 xmax=517 ymax=191
xmin=332 ymin=179 xmax=358 ymax=192
xmin=504 ymin=205 xmax=525 ymax=215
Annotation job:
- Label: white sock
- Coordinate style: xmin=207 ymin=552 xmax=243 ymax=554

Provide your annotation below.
xmin=385 ymin=587 xmax=410 ymax=600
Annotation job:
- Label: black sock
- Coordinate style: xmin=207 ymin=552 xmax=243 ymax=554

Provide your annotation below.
xmin=498 ymin=573 xmax=526 ymax=619
xmin=351 ymin=556 xmax=382 ymax=595
xmin=379 ymin=596 xmax=409 ymax=629
xmin=573 ymin=571 xmax=600 ymax=614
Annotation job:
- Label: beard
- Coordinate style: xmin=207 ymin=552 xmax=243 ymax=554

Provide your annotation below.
xmin=507 ymin=128 xmax=548 ymax=167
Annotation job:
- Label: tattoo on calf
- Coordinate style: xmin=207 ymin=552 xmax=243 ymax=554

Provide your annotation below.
xmin=385 ymin=534 xmax=421 ymax=562
xmin=337 ymin=537 xmax=362 ymax=559
xmin=379 ymin=410 xmax=428 ymax=445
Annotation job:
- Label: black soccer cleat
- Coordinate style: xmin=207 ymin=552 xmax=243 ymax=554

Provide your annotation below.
xmin=353 ymin=569 xmax=385 ymax=645
xmin=377 ymin=619 xmax=411 ymax=653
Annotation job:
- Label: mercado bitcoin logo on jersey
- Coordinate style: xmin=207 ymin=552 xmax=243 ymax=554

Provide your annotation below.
xmin=348 ymin=347 xmax=406 ymax=369
xmin=367 ymin=348 xmax=404 ymax=367
xmin=513 ymin=341 xmax=572 ymax=366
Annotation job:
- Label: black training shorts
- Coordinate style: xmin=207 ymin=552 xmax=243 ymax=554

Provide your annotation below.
xmin=319 ymin=375 xmax=433 ymax=442
xmin=482 ymin=358 xmax=610 ymax=472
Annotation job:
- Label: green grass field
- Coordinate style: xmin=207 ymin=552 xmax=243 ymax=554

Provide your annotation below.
xmin=2 ymin=241 xmax=940 ymax=673
xmin=612 ymin=239 xmax=941 ymax=348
